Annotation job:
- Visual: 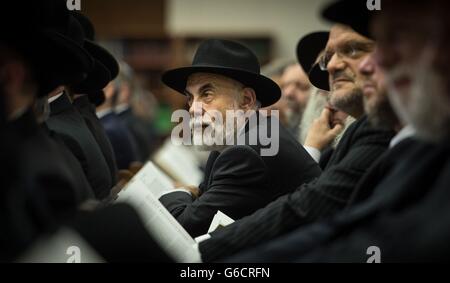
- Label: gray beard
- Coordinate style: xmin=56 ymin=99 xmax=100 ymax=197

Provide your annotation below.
xmin=366 ymin=95 xmax=400 ymax=130
xmin=330 ymin=87 xmax=364 ymax=118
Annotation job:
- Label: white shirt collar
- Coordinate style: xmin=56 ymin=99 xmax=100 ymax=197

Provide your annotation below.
xmin=390 ymin=125 xmax=416 ymax=148
xmin=96 ymin=108 xmax=114 ymax=119
xmin=114 ymin=103 xmax=130 ymax=114
xmin=48 ymin=92 xmax=65 ymax=104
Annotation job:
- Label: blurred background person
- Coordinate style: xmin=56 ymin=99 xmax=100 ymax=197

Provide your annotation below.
xmin=279 ymin=62 xmax=311 ymax=137
xmin=97 ymin=82 xmax=139 ymax=170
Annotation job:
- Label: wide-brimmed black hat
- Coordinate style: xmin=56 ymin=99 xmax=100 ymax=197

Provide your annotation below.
xmin=1 ymin=0 xmax=95 ymax=97
xmin=322 ymin=0 xmax=377 ymax=39
xmin=71 ymin=12 xmax=120 ymax=81
xmin=296 ymin=32 xmax=330 ymax=91
xmin=68 ymin=12 xmax=121 ymax=94
xmin=162 ymin=39 xmax=281 ymax=107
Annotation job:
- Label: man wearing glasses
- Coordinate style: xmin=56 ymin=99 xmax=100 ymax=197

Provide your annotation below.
xmin=198 ymin=25 xmax=396 ymax=262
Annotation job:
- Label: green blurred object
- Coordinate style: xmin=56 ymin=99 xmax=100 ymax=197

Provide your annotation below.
xmin=154 ymin=103 xmax=174 ymax=135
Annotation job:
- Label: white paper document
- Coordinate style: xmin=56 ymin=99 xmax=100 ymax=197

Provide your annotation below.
xmin=153 ymin=140 xmax=204 ymax=186
xmin=208 ymin=210 xmax=235 ymax=233
xmin=116 ymin=162 xmax=201 ymax=263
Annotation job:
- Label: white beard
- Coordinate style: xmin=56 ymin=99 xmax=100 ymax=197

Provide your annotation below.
xmin=189 ymin=102 xmax=246 ymax=151
xmin=386 ymin=49 xmax=450 ymax=142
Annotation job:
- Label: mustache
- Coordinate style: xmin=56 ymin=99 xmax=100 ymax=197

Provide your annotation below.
xmin=189 ymin=117 xmax=215 ymax=130
xmin=332 ymin=70 xmax=354 ymax=82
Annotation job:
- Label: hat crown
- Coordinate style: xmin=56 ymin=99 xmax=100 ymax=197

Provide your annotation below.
xmin=192 ymin=39 xmax=260 ymax=74
xmin=71 ymin=11 xmax=96 ymax=41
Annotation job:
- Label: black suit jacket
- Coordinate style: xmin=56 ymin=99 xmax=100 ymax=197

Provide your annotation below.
xmin=42 ymin=124 xmax=95 ymax=202
xmin=46 ymin=93 xmax=112 ymax=200
xmin=199 ymin=116 xmax=395 ymax=262
xmin=73 ymin=95 xmax=118 ymax=184
xmin=293 ymin=139 xmax=450 ymax=262
xmin=100 ymin=111 xmax=139 ymax=170
xmin=224 ymin=137 xmax=417 ymax=262
xmin=160 ymin=114 xmax=322 ymax=237
xmin=117 ymin=107 xmax=156 ymax=162
xmin=1 ymin=110 xmax=81 ymax=260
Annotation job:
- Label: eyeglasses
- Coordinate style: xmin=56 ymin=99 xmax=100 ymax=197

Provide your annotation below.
xmin=319 ymin=41 xmax=375 ymax=71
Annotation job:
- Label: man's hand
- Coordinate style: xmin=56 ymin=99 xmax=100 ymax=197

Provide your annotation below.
xmin=304 ymin=107 xmax=344 ymax=150
xmin=174 ymin=182 xmax=201 ymax=199
xmin=184 ymin=186 xmax=201 ymax=199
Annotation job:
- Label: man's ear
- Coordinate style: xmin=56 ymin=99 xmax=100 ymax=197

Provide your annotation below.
xmin=240 ymin=87 xmax=257 ymax=110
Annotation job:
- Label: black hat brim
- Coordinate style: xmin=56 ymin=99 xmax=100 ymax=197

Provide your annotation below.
xmin=296 ymin=31 xmax=329 ymax=75
xmin=31 ymin=30 xmax=94 ymax=96
xmin=296 ymin=31 xmax=330 ymax=91
xmin=162 ymin=66 xmax=281 ymax=107
xmin=322 ymin=0 xmax=373 ymax=39
xmin=72 ymin=59 xmax=111 ymax=94
xmin=85 ymin=40 xmax=119 ymax=79
xmin=71 ymin=40 xmax=118 ymax=94
xmin=309 ymin=64 xmax=330 ymax=91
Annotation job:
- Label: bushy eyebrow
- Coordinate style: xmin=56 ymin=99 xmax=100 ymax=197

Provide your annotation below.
xmin=199 ymin=83 xmax=216 ymax=93
xmin=185 ymin=82 xmax=216 ymax=96
xmin=325 ymin=39 xmax=374 ymax=54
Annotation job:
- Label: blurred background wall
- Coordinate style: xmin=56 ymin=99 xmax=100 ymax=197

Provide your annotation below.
xmin=82 ymin=0 xmax=333 ymax=142
xmin=167 ymin=0 xmax=331 ymax=59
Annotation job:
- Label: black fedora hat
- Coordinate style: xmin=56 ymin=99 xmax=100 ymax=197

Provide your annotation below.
xmin=1 ymin=0 xmax=95 ymax=97
xmin=162 ymin=39 xmax=281 ymax=107
xmin=71 ymin=12 xmax=119 ymax=80
xmin=67 ymin=14 xmax=114 ymax=94
xmin=296 ymin=32 xmax=330 ymax=91
xmin=322 ymin=0 xmax=377 ymax=39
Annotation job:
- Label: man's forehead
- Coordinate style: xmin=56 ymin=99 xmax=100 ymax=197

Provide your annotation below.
xmin=188 ymin=73 xmax=228 ymax=85
xmin=282 ymin=64 xmax=308 ymax=82
xmin=186 ymin=73 xmax=240 ymax=91
xmin=326 ymin=25 xmax=368 ymax=50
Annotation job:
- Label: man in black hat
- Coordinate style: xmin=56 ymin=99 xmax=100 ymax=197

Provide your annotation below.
xmin=198 ymin=23 xmax=398 ymax=261
xmin=1 ymin=0 xmax=174 ymax=263
xmin=45 ymin=14 xmax=114 ymax=201
xmin=160 ymin=39 xmax=322 ymax=237
xmin=223 ymin=0 xmax=450 ymax=262
xmin=97 ymin=80 xmax=140 ymax=170
xmin=70 ymin=11 xmax=119 ymax=186
xmin=0 ymin=0 xmax=99 ymax=260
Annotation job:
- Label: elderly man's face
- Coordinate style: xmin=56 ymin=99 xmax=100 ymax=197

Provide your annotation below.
xmin=186 ymin=73 xmax=248 ymax=150
xmin=280 ymin=64 xmax=311 ymax=123
xmin=373 ymin=1 xmax=450 ymax=141
xmin=323 ymin=25 xmax=375 ymax=117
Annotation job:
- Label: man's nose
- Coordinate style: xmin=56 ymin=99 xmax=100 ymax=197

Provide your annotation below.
xmin=189 ymin=101 xmax=205 ymax=116
xmin=326 ymin=53 xmax=346 ymax=77
xmin=359 ymin=54 xmax=376 ymax=76
xmin=283 ymin=85 xmax=295 ymax=99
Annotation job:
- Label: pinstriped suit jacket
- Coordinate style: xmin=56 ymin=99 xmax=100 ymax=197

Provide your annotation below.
xmin=199 ymin=116 xmax=395 ymax=262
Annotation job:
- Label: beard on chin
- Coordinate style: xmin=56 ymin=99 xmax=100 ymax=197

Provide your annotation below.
xmin=189 ymin=109 xmax=242 ymax=152
xmin=366 ymin=93 xmax=400 ymax=130
xmin=330 ymin=86 xmax=364 ymax=117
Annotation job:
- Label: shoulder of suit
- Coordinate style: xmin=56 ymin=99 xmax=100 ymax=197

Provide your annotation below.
xmin=215 ymin=145 xmax=265 ymax=166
